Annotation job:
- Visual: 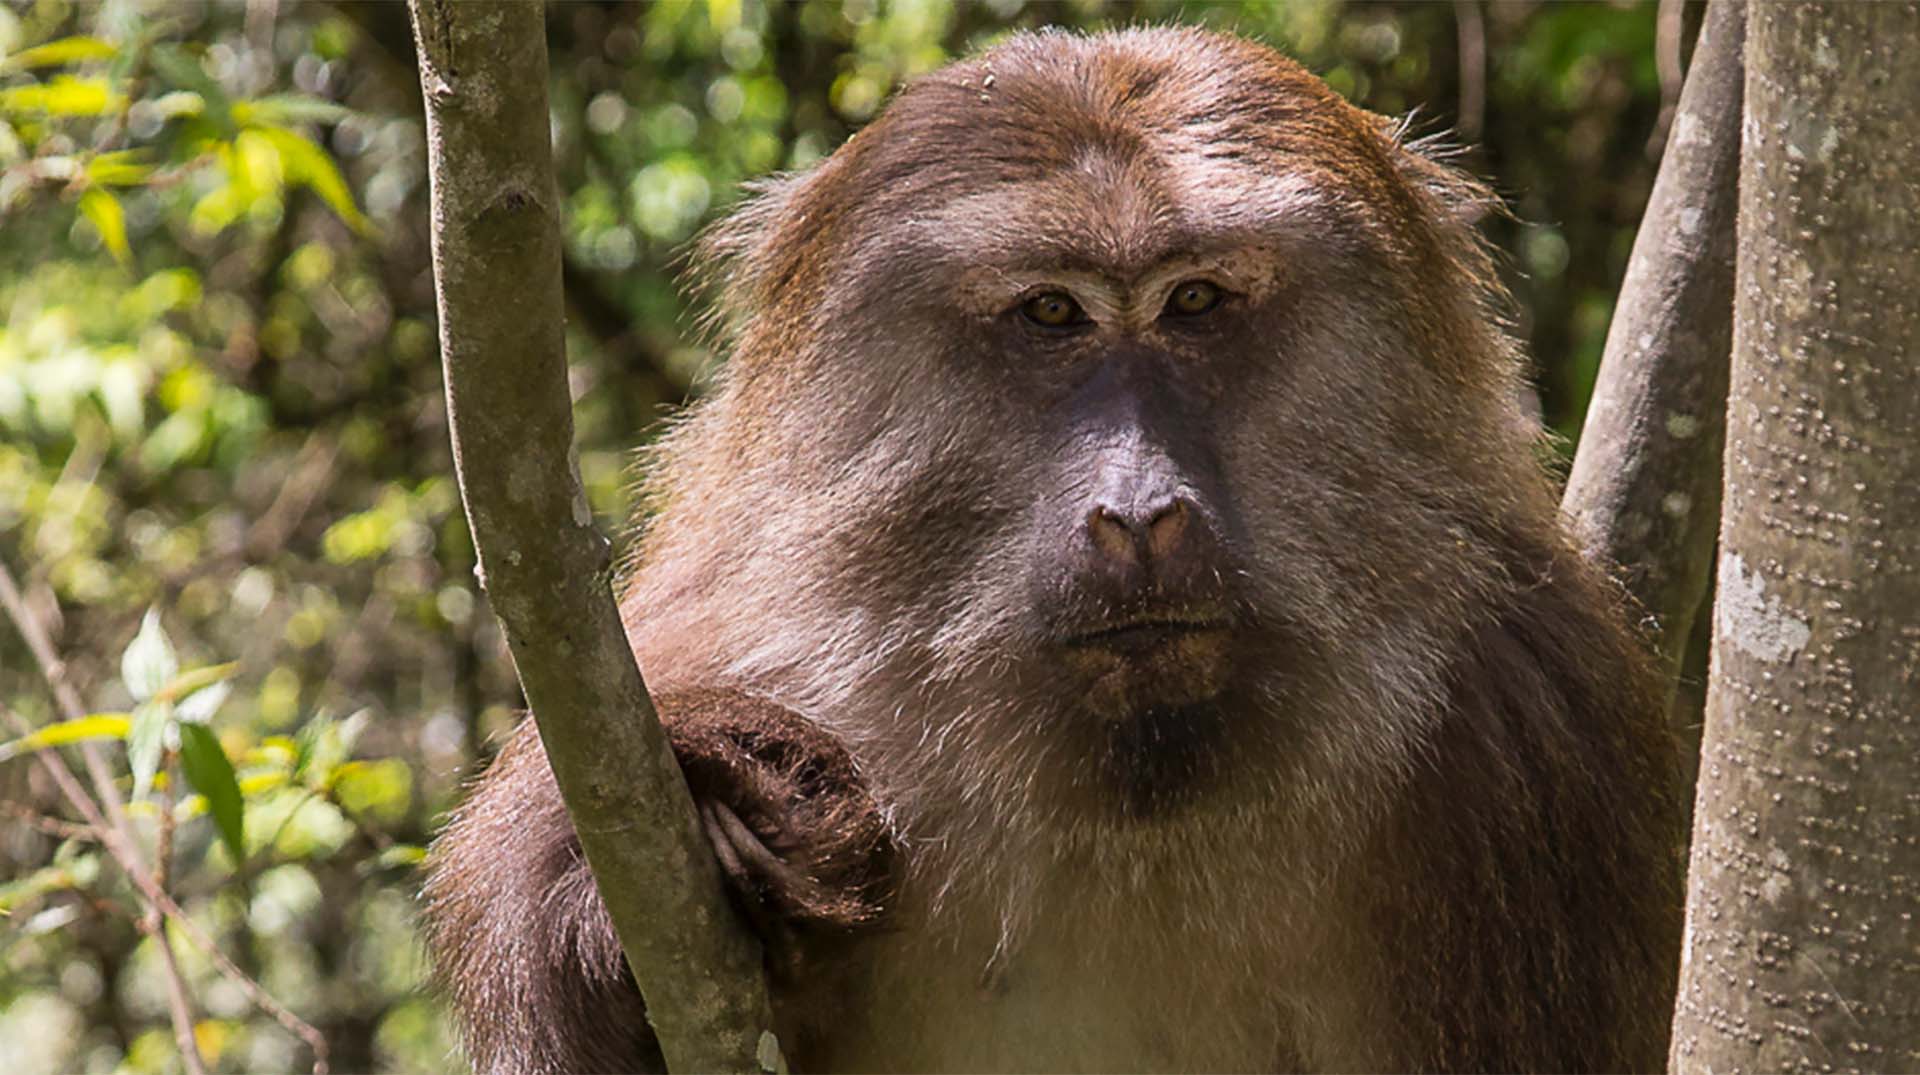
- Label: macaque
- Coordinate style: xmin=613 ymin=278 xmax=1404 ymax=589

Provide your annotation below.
xmin=425 ymin=26 xmax=1682 ymax=1074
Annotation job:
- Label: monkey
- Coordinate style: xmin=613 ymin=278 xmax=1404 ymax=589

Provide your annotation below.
xmin=424 ymin=25 xmax=1683 ymax=1074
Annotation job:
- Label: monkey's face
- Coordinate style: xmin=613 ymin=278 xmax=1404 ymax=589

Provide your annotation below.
xmin=660 ymin=29 xmax=1527 ymax=816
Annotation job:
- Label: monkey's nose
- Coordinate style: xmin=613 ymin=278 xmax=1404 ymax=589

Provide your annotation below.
xmin=1086 ymin=498 xmax=1193 ymax=569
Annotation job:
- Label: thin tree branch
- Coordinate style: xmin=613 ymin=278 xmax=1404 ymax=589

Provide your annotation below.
xmin=148 ymin=762 xmax=206 ymax=1075
xmin=0 ymin=558 xmax=134 ymax=831
xmin=1 ymin=566 xmax=332 ymax=1073
xmin=0 ymin=701 xmax=207 ymax=1075
xmin=1453 ymin=0 xmax=1486 ymax=142
xmin=1562 ymin=0 xmax=1745 ymax=687
xmin=2 ymin=698 xmax=332 ymax=1072
xmin=1646 ymin=0 xmax=1689 ymax=156
xmin=405 ymin=4 xmax=781 ymax=1072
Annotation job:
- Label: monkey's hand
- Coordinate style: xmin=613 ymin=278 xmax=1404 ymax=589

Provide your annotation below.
xmin=662 ymin=690 xmax=894 ymax=969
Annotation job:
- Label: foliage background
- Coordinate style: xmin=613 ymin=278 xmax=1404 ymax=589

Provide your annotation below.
xmin=0 ymin=2 xmax=1689 ymax=1071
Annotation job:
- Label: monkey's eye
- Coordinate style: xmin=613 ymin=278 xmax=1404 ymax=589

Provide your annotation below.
xmin=1163 ymin=279 xmax=1223 ymax=318
xmin=1020 ymin=291 xmax=1089 ymax=329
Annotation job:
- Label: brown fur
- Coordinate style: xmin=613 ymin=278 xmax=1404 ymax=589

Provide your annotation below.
xmin=426 ymin=26 xmax=1682 ymax=1074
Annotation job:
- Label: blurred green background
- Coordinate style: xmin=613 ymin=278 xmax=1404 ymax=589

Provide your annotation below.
xmin=0 ymin=2 xmax=1691 ymax=1071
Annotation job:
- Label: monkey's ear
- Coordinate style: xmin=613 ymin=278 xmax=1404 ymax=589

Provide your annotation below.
xmin=684 ymin=170 xmax=813 ymax=341
xmin=1380 ymin=113 xmax=1517 ymax=312
xmin=1380 ymin=113 xmax=1507 ymax=233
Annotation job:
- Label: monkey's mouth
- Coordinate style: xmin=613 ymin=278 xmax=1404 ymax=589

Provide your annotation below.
xmin=1055 ymin=613 xmax=1235 ymax=717
xmin=1063 ymin=617 xmax=1231 ymax=655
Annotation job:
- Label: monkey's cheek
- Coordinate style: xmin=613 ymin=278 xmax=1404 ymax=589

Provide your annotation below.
xmin=1059 ymin=630 xmax=1234 ymax=718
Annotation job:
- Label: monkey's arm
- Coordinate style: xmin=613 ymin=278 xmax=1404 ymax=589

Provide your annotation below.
xmin=423 ymin=690 xmax=893 ymax=1075
xmin=1357 ymin=549 xmax=1682 ymax=1074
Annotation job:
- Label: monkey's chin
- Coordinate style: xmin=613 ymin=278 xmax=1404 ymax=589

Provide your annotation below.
xmin=1050 ymin=628 xmax=1240 ymax=817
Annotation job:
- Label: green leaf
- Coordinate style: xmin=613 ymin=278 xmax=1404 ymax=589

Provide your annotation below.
xmin=232 ymin=94 xmax=351 ymax=127
xmin=332 ymin=758 xmax=412 ymax=825
xmin=178 ymin=722 xmax=245 ymax=864
xmin=1 ymin=36 xmax=117 ymax=71
xmin=0 ymin=117 xmax=23 ymax=165
xmin=78 ymin=187 xmax=129 ymax=264
xmin=295 ymin=709 xmax=368 ymax=785
xmin=233 ymin=128 xmax=284 ymax=194
xmin=146 ymin=45 xmax=231 ymax=124
xmin=148 ymin=90 xmax=206 ymax=122
xmin=361 ymin=844 xmax=427 ymax=875
xmin=127 ymin=700 xmax=171 ymax=803
xmin=0 ymin=713 xmax=133 ymax=763
xmin=237 ymin=770 xmax=289 ymax=799
xmin=0 ymin=75 xmax=124 ymax=116
xmin=0 ymin=854 xmax=101 ymax=913
xmin=252 ymin=124 xmax=369 ymax=233
xmin=84 ymin=149 xmax=154 ymax=187
xmin=120 ymin=608 xmax=177 ymax=702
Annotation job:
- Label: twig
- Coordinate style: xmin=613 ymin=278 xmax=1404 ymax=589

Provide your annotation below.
xmin=152 ymin=914 xmax=208 ymax=1074
xmin=0 ymin=798 xmax=100 ymax=841
xmin=244 ymin=433 xmax=340 ymax=558
xmin=1453 ymin=0 xmax=1486 ymax=142
xmin=0 ymin=564 xmax=331 ymax=1073
xmin=0 ymin=560 xmax=134 ymax=831
xmin=1647 ymin=0 xmax=1688 ymax=157
xmin=0 ymin=702 xmax=207 ymax=1075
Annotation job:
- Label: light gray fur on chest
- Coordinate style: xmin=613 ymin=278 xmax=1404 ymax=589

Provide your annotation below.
xmin=793 ymin=841 xmax=1310 ymax=1074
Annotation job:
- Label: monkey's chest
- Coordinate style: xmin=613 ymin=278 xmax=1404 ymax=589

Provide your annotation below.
xmin=782 ymin=915 xmax=1298 ymax=1073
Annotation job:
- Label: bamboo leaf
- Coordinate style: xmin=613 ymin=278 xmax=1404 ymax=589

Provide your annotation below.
xmin=78 ymin=188 xmax=130 ymax=264
xmin=237 ymin=770 xmax=289 ymax=798
xmin=0 ymin=75 xmax=124 ymax=116
xmin=178 ymin=722 xmax=245 ymax=864
xmin=0 ymin=713 xmax=133 ymax=763
xmin=0 ymin=854 xmax=101 ymax=913
xmin=361 ymin=843 xmax=427 ymax=875
xmin=1 ymin=37 xmax=118 ymax=71
xmin=297 ymin=709 xmax=368 ymax=785
xmin=84 ymin=149 xmax=154 ymax=187
xmin=232 ymin=94 xmax=351 ymax=127
xmin=146 ymin=45 xmax=230 ymax=125
xmin=253 ymin=124 xmax=369 ymax=233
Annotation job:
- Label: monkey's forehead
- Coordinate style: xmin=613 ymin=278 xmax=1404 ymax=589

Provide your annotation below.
xmin=698 ymin=27 xmax=1442 ymax=333
xmin=826 ymin=29 xmax=1417 ymax=275
xmin=869 ymin=27 xmax=1401 ymax=196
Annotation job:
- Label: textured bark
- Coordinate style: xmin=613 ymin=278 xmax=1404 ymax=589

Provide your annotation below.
xmin=1564 ymin=0 xmax=1743 ymax=687
xmin=406 ymin=4 xmax=782 ymax=1072
xmin=1671 ymin=4 xmax=1920 ymax=1072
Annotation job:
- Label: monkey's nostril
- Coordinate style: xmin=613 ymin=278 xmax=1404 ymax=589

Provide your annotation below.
xmin=1147 ymin=500 xmax=1189 ymax=561
xmin=1087 ymin=499 xmax=1196 ymax=569
xmin=1087 ymin=507 xmax=1140 ymax=566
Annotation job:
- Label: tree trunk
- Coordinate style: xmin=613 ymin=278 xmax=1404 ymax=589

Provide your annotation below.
xmin=406 ymin=4 xmax=781 ymax=1071
xmin=1670 ymin=4 xmax=1920 ymax=1072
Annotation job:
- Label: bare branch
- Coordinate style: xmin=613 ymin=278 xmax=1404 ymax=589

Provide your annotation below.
xmin=1562 ymin=0 xmax=1745 ymax=685
xmin=149 ymin=763 xmax=207 ymax=1075
xmin=405 ymin=3 xmax=781 ymax=1072
xmin=0 ymin=569 xmax=332 ymax=1074
xmin=0 ymin=556 xmax=134 ymax=829
xmin=1452 ymin=0 xmax=1486 ymax=142
xmin=0 ymin=703 xmax=208 ymax=1075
